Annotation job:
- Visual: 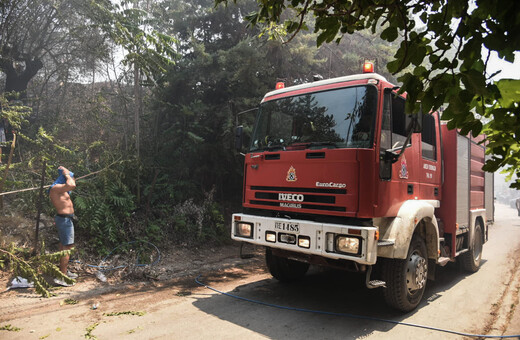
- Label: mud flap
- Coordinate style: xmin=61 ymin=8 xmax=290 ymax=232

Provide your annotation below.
xmin=428 ymin=259 xmax=436 ymax=280
xmin=240 ymin=242 xmax=254 ymax=259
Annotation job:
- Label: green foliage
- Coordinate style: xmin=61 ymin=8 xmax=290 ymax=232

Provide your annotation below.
xmin=104 ymin=311 xmax=146 ymax=316
xmin=84 ymin=322 xmax=100 ymax=340
xmin=63 ymin=298 xmax=79 ymax=305
xmin=0 ymin=95 xmax=31 ymax=131
xmin=74 ymin=174 xmax=136 ymax=255
xmin=482 ymin=79 xmax=520 ymax=186
xmin=143 ymin=222 xmax=162 ymax=244
xmin=0 ymin=244 xmax=74 ymax=297
xmin=91 ymin=0 xmax=178 ymax=83
xmin=218 ymin=0 xmax=520 ymax=186
xmin=0 ymin=324 xmax=21 ymax=331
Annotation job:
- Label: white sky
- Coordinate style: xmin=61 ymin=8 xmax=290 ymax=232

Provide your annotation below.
xmin=487 ymin=51 xmax=520 ymax=80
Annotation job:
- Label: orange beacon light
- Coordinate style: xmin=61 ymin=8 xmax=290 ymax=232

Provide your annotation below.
xmin=363 ymin=62 xmax=374 ymax=73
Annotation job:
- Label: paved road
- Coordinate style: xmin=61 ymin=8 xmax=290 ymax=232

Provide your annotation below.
xmin=1 ymin=203 xmax=520 ymax=339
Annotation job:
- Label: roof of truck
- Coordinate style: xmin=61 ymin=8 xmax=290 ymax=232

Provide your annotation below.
xmin=262 ymin=73 xmax=389 ymax=102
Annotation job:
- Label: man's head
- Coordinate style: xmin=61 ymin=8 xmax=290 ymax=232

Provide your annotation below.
xmin=49 ymin=168 xmax=74 ymax=194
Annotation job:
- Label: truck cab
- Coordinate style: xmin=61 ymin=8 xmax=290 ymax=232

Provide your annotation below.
xmin=232 ymin=66 xmax=493 ymax=312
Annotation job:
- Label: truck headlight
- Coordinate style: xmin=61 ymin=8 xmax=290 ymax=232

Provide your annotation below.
xmin=236 ymin=222 xmax=253 ymax=238
xmin=336 ymin=235 xmax=360 ymax=254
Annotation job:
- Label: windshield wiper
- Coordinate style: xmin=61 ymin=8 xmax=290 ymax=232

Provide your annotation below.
xmin=306 ymin=141 xmax=338 ymax=149
xmin=249 ymin=143 xmax=285 ymax=153
xmin=264 ymin=144 xmax=285 ymax=151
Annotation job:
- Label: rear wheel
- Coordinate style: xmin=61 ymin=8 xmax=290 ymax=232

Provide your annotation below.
xmin=460 ymin=221 xmax=483 ymax=272
xmin=266 ymin=248 xmax=309 ymax=282
xmin=383 ymin=235 xmax=428 ymax=312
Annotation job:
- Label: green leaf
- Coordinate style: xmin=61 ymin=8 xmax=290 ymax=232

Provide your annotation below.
xmin=381 ymin=26 xmax=398 ymax=42
xmin=461 ymin=69 xmax=487 ymax=96
xmin=387 ymin=59 xmax=401 ymax=74
xmin=410 ymin=45 xmax=427 ymax=66
xmin=187 ymin=132 xmax=204 ymax=143
xmin=496 ymin=79 xmax=520 ymax=107
xmin=413 ymin=66 xmax=428 ymax=78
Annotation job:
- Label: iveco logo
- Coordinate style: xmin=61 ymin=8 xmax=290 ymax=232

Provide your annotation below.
xmin=279 ymin=193 xmax=304 ymax=202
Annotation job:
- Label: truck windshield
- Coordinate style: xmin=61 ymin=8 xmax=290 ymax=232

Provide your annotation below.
xmin=250 ymin=85 xmax=378 ymax=152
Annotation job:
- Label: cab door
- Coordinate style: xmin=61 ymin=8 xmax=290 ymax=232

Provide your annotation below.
xmin=418 ymin=111 xmax=442 ymax=200
xmin=376 ymin=89 xmax=421 ymax=216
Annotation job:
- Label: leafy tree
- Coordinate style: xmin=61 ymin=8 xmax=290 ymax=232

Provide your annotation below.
xmin=91 ymin=0 xmax=178 ymax=84
xmin=89 ymin=0 xmax=178 ymax=202
xmin=216 ymin=0 xmax=520 ymax=185
xmin=0 ymin=0 xmax=109 ymax=98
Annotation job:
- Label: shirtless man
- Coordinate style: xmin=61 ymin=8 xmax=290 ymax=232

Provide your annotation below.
xmin=49 ymin=166 xmax=77 ymax=286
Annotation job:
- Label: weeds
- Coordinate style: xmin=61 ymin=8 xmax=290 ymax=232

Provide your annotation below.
xmin=84 ymin=322 xmax=99 ymax=340
xmin=0 ymin=324 xmax=21 ymax=331
xmin=63 ymin=298 xmax=79 ymax=305
xmin=104 ymin=311 xmax=146 ymax=317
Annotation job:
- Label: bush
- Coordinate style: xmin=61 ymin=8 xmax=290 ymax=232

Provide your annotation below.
xmin=74 ymin=176 xmax=136 ymax=255
xmin=170 ymin=188 xmax=226 ymax=245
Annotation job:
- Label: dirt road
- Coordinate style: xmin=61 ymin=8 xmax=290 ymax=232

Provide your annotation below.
xmin=1 ymin=203 xmax=520 ymax=339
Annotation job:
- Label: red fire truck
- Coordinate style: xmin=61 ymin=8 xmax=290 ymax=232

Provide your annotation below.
xmin=232 ymin=64 xmax=494 ymax=312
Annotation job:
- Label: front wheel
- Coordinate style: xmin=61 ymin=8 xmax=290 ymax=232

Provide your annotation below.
xmin=460 ymin=222 xmax=483 ymax=272
xmin=266 ymin=248 xmax=309 ymax=282
xmin=383 ymin=235 xmax=428 ymax=312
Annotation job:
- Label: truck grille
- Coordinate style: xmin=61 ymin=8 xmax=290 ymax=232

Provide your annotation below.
xmin=251 ymin=186 xmax=346 ymax=194
xmin=249 ymin=186 xmax=347 ymax=212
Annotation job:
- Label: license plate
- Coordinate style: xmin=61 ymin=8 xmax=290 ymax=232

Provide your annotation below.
xmin=275 ymin=221 xmax=300 ymax=234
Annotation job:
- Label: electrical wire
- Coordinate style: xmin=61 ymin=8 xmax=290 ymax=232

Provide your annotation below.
xmin=195 ymin=275 xmax=520 ymax=339
xmin=0 ymin=162 xmax=116 ymax=196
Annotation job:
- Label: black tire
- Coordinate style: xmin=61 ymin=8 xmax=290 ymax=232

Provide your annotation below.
xmin=460 ymin=221 xmax=483 ymax=272
xmin=265 ymin=248 xmax=309 ymax=282
xmin=383 ymin=235 xmax=428 ymax=312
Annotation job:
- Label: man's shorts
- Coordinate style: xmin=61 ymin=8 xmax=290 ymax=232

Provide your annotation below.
xmin=55 ymin=215 xmax=74 ymax=246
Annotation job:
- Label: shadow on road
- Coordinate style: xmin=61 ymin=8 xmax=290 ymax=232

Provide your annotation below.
xmin=192 ymin=260 xmax=479 ymax=339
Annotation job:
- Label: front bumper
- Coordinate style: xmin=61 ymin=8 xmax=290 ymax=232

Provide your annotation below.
xmin=231 ymin=213 xmax=378 ymax=265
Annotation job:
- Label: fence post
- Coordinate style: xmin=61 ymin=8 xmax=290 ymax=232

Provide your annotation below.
xmin=34 ymin=160 xmax=46 ymax=254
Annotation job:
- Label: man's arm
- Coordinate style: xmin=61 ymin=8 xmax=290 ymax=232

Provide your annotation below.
xmin=63 ymin=171 xmax=76 ymax=188
xmin=52 ymin=166 xmax=76 ymax=193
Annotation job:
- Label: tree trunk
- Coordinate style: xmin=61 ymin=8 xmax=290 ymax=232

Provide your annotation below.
xmin=0 ymin=57 xmax=43 ymax=99
xmin=134 ymin=63 xmax=141 ymax=204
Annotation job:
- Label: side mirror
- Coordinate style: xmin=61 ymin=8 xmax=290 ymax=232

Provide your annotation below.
xmin=405 ymin=110 xmax=423 ymax=134
xmin=384 ymin=144 xmax=411 ymax=164
xmin=235 ymin=125 xmax=243 ymax=150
